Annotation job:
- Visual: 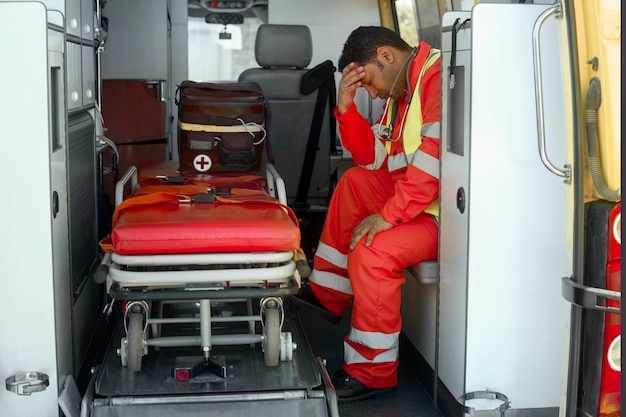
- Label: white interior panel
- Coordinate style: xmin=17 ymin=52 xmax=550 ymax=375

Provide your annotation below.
xmin=438 ymin=4 xmax=572 ymax=410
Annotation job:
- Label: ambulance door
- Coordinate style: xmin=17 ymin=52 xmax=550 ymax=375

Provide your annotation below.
xmin=438 ymin=3 xmax=571 ymax=414
xmin=0 ymin=4 xmax=73 ymax=416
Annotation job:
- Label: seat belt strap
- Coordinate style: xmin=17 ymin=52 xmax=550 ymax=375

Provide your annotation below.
xmin=295 ymin=60 xmax=336 ymax=210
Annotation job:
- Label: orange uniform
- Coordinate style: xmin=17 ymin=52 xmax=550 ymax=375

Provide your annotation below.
xmin=309 ymin=41 xmax=441 ymax=388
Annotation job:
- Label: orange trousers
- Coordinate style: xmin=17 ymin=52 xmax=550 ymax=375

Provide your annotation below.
xmin=309 ymin=167 xmax=438 ymax=388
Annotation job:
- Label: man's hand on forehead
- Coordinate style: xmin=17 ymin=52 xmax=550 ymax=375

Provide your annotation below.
xmin=337 ymin=62 xmax=366 ymax=115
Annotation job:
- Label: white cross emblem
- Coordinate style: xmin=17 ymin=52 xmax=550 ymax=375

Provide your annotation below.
xmin=193 ymin=154 xmax=212 ymax=172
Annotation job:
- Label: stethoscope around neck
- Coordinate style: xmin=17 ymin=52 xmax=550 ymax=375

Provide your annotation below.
xmin=377 ymin=46 xmax=418 ymax=141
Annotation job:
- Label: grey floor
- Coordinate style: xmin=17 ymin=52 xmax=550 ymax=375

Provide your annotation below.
xmin=96 ymin=299 xmax=321 ymax=397
xmin=292 ymin=299 xmax=443 ymax=417
xmin=94 ymin=297 xmax=442 ymax=417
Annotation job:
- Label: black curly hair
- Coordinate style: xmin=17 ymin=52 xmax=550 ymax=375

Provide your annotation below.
xmin=337 ymin=26 xmax=412 ymax=72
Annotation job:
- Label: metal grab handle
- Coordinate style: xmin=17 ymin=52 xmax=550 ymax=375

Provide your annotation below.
xmin=532 ymin=4 xmax=571 ymax=184
xmin=115 ymin=165 xmax=138 ymax=207
xmin=265 ymin=163 xmax=287 ymax=205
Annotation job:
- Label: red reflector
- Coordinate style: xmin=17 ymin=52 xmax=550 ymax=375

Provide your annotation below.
xmin=210 ymin=1 xmax=218 ymax=7
xmin=598 ymin=203 xmax=620 ymax=417
xmin=175 ymin=369 xmax=190 ymax=381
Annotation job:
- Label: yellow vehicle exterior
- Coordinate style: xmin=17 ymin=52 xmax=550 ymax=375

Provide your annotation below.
xmin=573 ymin=0 xmax=620 ymax=197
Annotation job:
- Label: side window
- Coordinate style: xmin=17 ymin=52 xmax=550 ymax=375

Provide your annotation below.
xmin=379 ymin=0 xmax=443 ymax=49
xmin=395 ymin=0 xmax=419 ymax=47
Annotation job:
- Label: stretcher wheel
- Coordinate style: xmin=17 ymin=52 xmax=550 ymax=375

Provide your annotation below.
xmin=127 ymin=312 xmax=144 ymax=372
xmin=263 ymin=306 xmax=281 ymax=366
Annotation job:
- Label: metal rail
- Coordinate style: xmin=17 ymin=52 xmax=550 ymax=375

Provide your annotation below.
xmin=532 ymin=4 xmax=571 ymax=184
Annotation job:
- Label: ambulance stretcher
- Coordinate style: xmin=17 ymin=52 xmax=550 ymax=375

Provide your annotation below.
xmin=89 ymin=160 xmax=338 ymax=417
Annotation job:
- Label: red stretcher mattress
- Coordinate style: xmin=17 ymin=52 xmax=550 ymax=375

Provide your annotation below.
xmin=111 ymin=162 xmax=300 ymax=256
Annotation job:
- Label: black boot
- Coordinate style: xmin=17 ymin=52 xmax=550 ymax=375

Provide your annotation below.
xmin=293 ymin=281 xmax=341 ymax=324
xmin=332 ymin=368 xmax=397 ymax=403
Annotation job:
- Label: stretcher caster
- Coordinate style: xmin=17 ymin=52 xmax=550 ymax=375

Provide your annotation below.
xmin=118 ymin=301 xmax=149 ymax=372
xmin=263 ymin=305 xmax=281 ymax=366
xmin=261 ymin=297 xmax=297 ymax=366
xmin=126 ymin=312 xmax=144 ymax=372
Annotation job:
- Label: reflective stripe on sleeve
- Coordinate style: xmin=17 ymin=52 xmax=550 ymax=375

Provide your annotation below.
xmin=361 ymin=128 xmax=388 ymax=170
xmin=387 ymin=153 xmax=409 ymax=171
xmin=410 ymin=149 xmax=440 ymax=179
xmin=420 ymin=121 xmax=440 ymax=140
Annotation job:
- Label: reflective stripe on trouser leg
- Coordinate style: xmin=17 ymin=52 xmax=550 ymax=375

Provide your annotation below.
xmin=309 ymin=167 xmax=396 ymax=317
xmin=311 ymin=242 xmax=352 ymax=295
xmin=343 ymin=213 xmax=438 ymax=388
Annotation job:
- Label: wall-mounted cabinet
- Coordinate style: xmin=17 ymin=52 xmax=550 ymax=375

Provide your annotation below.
xmin=81 ymin=0 xmax=94 ymax=41
xmin=49 ymin=0 xmax=94 ymax=41
xmin=67 ymin=40 xmax=96 ymax=110
xmin=66 ymin=0 xmax=81 ymax=36
xmin=23 ymin=0 xmax=96 ymax=111
xmin=82 ymin=44 xmax=96 ymax=105
xmin=67 ymin=40 xmax=83 ymax=109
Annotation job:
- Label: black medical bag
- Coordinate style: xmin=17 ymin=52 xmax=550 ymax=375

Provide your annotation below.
xmin=175 ymin=81 xmax=272 ymax=174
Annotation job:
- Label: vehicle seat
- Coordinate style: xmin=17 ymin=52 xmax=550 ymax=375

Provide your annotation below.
xmin=238 ymin=24 xmax=339 ymax=211
xmin=406 ymin=259 xmax=439 ymax=284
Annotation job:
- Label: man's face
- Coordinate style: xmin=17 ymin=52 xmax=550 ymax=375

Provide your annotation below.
xmin=360 ymin=49 xmax=405 ymax=102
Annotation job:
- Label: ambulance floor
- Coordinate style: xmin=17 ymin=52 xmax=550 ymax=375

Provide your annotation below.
xmin=95 ymin=299 xmax=320 ymax=397
xmin=92 ymin=296 xmax=442 ymax=417
xmin=294 ymin=299 xmax=444 ymax=417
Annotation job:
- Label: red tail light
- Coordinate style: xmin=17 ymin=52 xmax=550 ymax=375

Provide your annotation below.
xmin=598 ymin=203 xmax=620 ymax=417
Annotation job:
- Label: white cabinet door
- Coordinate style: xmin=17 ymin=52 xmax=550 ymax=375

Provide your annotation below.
xmin=81 ymin=0 xmax=94 ymax=41
xmin=66 ymin=40 xmax=83 ymax=110
xmin=82 ymin=44 xmax=95 ymax=106
xmin=66 ymin=0 xmax=81 ymax=37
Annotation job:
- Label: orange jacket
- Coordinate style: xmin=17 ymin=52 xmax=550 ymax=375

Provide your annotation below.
xmin=334 ymin=41 xmax=441 ymax=226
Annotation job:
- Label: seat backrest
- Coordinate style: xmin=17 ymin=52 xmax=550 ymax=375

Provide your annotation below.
xmin=238 ymin=24 xmax=335 ymax=208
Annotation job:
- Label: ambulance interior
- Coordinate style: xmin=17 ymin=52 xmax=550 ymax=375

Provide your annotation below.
xmin=0 ymin=0 xmax=620 ymax=416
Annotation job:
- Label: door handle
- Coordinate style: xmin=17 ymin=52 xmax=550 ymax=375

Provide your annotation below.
xmin=532 ymin=4 xmax=571 ymax=184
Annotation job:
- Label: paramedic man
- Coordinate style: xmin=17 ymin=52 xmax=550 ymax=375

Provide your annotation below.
xmin=295 ymin=26 xmax=441 ymax=401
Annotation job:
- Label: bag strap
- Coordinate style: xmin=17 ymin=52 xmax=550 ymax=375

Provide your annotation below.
xmin=294 ymin=60 xmax=337 ymax=210
xmin=98 ymin=189 xmax=299 ymax=253
xmin=263 ymin=94 xmax=275 ymax=164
